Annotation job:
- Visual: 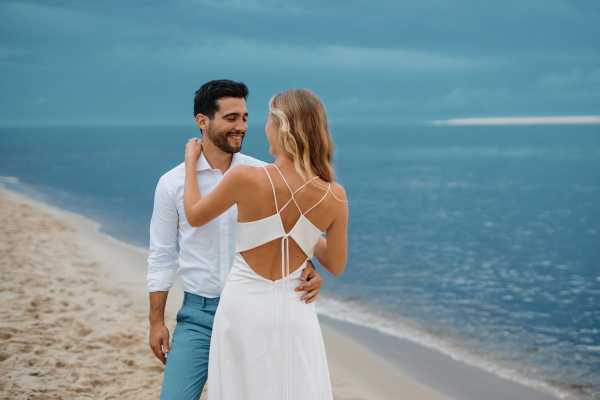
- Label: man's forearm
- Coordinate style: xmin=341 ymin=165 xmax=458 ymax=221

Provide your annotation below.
xmin=149 ymin=291 xmax=169 ymax=326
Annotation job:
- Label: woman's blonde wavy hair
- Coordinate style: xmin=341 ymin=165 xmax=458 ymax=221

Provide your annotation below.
xmin=269 ymin=89 xmax=335 ymax=183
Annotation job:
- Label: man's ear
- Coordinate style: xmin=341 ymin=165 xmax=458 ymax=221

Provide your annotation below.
xmin=194 ymin=114 xmax=209 ymax=132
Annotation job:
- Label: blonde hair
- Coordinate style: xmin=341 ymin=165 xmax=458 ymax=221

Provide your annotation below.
xmin=269 ymin=89 xmax=335 ymax=183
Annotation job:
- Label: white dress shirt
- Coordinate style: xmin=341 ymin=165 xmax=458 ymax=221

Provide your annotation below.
xmin=147 ymin=152 xmax=266 ymax=298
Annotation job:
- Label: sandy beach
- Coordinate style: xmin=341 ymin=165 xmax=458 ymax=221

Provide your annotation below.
xmin=0 ymin=187 xmax=448 ymax=400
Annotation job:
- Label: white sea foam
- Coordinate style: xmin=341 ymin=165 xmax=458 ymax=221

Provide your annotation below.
xmin=582 ymin=345 xmax=600 ymax=353
xmin=0 ymin=176 xmax=20 ymax=185
xmin=317 ymin=296 xmax=572 ymax=399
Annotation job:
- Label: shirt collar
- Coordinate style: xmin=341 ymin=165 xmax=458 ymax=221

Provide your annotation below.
xmin=196 ymin=153 xmax=213 ymax=171
xmin=229 ymin=152 xmax=243 ymax=169
xmin=196 ymin=152 xmax=243 ymax=173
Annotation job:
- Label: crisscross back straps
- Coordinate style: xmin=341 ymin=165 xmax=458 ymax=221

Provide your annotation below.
xmin=272 ymin=164 xmax=324 ymax=215
xmin=304 ymin=183 xmax=332 ymax=215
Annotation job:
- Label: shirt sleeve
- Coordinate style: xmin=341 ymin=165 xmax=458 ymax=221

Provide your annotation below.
xmin=245 ymin=155 xmax=268 ymax=167
xmin=147 ymin=175 xmax=179 ymax=292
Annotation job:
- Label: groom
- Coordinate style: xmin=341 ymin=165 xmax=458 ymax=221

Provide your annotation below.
xmin=147 ymin=79 xmax=323 ymax=399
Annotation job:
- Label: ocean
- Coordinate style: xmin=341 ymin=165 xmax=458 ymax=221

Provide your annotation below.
xmin=1 ymin=123 xmax=599 ymax=399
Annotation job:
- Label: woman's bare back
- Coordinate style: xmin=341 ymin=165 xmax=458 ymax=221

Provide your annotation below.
xmin=236 ymin=164 xmax=344 ymax=281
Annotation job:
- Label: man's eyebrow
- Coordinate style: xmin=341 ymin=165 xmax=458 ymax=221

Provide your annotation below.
xmin=222 ymin=112 xmax=249 ymax=118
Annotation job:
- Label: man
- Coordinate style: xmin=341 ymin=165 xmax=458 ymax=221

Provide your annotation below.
xmin=147 ymin=79 xmax=323 ymax=400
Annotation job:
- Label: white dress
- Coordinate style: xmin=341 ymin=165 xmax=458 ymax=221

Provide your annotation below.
xmin=207 ymin=165 xmax=333 ymax=400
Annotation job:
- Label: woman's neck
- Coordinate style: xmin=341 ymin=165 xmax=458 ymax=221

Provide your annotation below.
xmin=274 ymin=155 xmax=294 ymax=171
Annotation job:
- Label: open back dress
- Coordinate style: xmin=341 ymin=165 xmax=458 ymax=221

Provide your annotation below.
xmin=207 ymin=164 xmax=333 ymax=400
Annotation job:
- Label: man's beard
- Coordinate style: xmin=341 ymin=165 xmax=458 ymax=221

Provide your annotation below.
xmin=205 ymin=126 xmax=245 ymax=154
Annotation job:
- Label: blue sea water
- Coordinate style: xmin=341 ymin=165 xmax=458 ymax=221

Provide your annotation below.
xmin=1 ymin=123 xmax=599 ymax=399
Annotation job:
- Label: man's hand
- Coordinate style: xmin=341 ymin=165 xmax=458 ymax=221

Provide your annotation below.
xmin=295 ymin=261 xmax=323 ymax=304
xmin=149 ymin=323 xmax=171 ymax=364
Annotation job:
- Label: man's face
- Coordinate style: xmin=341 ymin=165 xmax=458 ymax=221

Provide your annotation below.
xmin=204 ymin=97 xmax=248 ymax=154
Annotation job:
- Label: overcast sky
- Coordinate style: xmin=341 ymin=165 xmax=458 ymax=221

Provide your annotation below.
xmin=1 ymin=0 xmax=599 ymax=125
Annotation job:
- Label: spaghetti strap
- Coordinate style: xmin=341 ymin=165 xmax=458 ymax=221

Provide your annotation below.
xmin=279 ymin=176 xmax=319 ymax=212
xmin=272 ymin=164 xmax=321 ymax=215
xmin=291 ymin=175 xmax=320 ymax=195
xmin=304 ymin=183 xmax=332 ymax=215
xmin=262 ymin=166 xmax=279 ymax=214
xmin=272 ymin=164 xmax=303 ymax=213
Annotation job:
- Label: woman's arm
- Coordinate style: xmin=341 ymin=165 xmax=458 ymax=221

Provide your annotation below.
xmin=183 ymin=139 xmax=246 ymax=227
xmin=313 ymin=184 xmax=349 ymax=277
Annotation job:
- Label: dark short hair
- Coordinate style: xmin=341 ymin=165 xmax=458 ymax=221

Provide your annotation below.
xmin=193 ymin=79 xmax=249 ymax=118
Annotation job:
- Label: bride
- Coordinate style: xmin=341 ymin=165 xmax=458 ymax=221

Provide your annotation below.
xmin=183 ymin=88 xmax=349 ymax=400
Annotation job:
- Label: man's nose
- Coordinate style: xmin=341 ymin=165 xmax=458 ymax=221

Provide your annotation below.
xmin=235 ymin=119 xmax=247 ymax=133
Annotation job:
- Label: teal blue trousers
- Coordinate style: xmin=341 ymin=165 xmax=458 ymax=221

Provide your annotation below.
xmin=159 ymin=292 xmax=220 ymax=400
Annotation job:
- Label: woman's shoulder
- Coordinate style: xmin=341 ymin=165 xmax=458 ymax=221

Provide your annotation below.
xmin=329 ymin=181 xmax=348 ymax=203
xmin=228 ymin=164 xmax=268 ymax=185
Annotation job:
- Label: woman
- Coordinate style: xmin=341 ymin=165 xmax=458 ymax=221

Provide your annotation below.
xmin=183 ymin=88 xmax=349 ymax=400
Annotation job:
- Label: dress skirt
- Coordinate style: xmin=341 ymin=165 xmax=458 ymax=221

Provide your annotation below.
xmin=207 ymin=253 xmax=333 ymax=400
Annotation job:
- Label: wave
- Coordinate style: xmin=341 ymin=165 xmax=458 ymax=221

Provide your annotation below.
xmin=0 ymin=176 xmax=20 ymax=185
xmin=317 ymin=295 xmax=574 ymax=399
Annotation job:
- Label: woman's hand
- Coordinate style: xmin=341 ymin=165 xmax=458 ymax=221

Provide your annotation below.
xmin=185 ymin=137 xmax=202 ymax=167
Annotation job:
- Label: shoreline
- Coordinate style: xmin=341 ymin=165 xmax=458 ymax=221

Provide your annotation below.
xmin=324 ymin=317 xmax=562 ymax=400
xmin=0 ymin=186 xmax=565 ymax=399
